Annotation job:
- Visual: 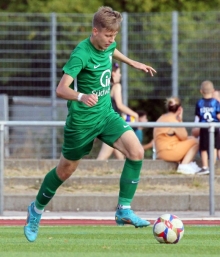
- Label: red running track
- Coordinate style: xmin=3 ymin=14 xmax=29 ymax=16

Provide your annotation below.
xmin=0 ymin=219 xmax=220 ymax=226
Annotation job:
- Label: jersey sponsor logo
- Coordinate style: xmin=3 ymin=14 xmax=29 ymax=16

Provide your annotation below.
xmin=94 ymin=64 xmax=100 ymax=69
xmin=92 ymin=87 xmax=110 ymax=97
xmin=100 ymin=69 xmax=111 ymax=87
xmin=123 ymin=125 xmax=129 ymax=128
xmin=91 ymin=69 xmax=111 ymax=98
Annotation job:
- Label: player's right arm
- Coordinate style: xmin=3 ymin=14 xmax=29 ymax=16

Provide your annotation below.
xmin=56 ymin=74 xmax=98 ymax=107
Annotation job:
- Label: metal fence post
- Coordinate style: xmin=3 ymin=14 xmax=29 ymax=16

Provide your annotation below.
xmin=50 ymin=12 xmax=57 ymax=159
xmin=209 ymin=125 xmax=215 ymax=215
xmin=0 ymin=124 xmax=4 ymax=215
xmin=172 ymin=11 xmax=178 ymax=97
xmin=121 ymin=12 xmax=128 ymax=106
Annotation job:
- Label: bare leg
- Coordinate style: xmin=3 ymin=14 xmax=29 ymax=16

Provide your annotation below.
xmin=214 ymin=149 xmax=217 ymax=165
xmin=200 ymin=150 xmax=217 ymax=167
xmin=97 ymin=142 xmax=114 ymax=160
xmin=113 ymin=130 xmax=144 ymax=160
xmin=217 ymin=150 xmax=220 ymax=160
xmin=200 ymin=150 xmax=208 ymax=167
xmin=56 ymin=153 xmax=80 ymax=180
xmin=113 ymin=149 xmax=124 ymax=160
xmin=181 ymin=144 xmax=199 ymax=164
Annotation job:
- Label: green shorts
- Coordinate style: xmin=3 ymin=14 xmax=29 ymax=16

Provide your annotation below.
xmin=62 ymin=112 xmax=133 ymax=160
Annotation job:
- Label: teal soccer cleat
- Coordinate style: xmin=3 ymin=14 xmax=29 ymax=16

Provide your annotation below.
xmin=115 ymin=209 xmax=151 ymax=228
xmin=24 ymin=202 xmax=42 ymax=242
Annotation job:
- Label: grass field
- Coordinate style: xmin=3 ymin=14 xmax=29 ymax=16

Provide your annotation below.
xmin=0 ymin=225 xmax=220 ymax=257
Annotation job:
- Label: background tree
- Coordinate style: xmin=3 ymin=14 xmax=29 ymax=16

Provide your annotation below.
xmin=1 ymin=0 xmax=220 ymax=13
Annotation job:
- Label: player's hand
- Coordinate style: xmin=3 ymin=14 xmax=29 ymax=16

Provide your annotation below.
xmin=81 ymin=94 xmax=98 ymax=107
xmin=145 ymin=65 xmax=157 ymax=76
xmin=134 ymin=112 xmax=139 ymax=122
xmin=132 ymin=61 xmax=156 ymax=76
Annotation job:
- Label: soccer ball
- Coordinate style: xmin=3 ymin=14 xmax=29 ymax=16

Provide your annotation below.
xmin=153 ymin=214 xmax=184 ymax=244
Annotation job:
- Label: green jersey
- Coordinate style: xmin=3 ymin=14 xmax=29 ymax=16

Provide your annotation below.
xmin=63 ymin=37 xmax=117 ymax=128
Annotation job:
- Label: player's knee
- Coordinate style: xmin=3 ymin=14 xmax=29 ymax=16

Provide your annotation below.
xmin=56 ymin=160 xmax=78 ymax=181
xmin=138 ymin=146 xmax=145 ymax=159
xmin=127 ymin=145 xmax=144 ymax=160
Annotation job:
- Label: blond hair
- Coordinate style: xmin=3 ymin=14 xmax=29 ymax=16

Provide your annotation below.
xmin=92 ymin=6 xmax=122 ymax=32
xmin=165 ymin=97 xmax=181 ymax=113
xmin=200 ymin=80 xmax=214 ymax=95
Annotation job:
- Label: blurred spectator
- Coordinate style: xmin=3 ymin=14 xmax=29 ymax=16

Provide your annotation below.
xmin=153 ymin=97 xmax=200 ymax=175
xmin=133 ymin=110 xmax=154 ymax=157
xmin=192 ymin=80 xmax=220 ymax=175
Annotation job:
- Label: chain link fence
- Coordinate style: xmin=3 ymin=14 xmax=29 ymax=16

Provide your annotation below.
xmin=1 ymin=11 xmax=220 ymax=158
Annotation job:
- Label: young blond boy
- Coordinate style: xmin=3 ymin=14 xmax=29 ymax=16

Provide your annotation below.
xmin=193 ymin=80 xmax=220 ymax=174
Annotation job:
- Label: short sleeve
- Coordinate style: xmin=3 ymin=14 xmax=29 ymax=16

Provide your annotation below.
xmin=62 ymin=56 xmax=83 ymax=78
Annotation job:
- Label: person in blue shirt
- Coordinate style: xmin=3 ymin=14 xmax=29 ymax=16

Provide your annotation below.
xmin=193 ymin=80 xmax=220 ymax=175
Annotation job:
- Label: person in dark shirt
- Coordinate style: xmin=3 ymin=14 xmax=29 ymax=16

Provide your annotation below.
xmin=193 ymin=80 xmax=220 ymax=175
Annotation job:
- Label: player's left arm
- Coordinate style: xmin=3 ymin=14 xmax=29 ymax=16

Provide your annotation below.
xmin=113 ymin=49 xmax=156 ymax=76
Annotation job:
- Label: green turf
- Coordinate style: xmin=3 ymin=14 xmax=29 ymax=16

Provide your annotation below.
xmin=0 ymin=225 xmax=220 ymax=257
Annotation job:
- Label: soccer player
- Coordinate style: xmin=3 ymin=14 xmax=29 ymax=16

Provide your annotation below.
xmin=24 ymin=6 xmax=156 ymax=242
